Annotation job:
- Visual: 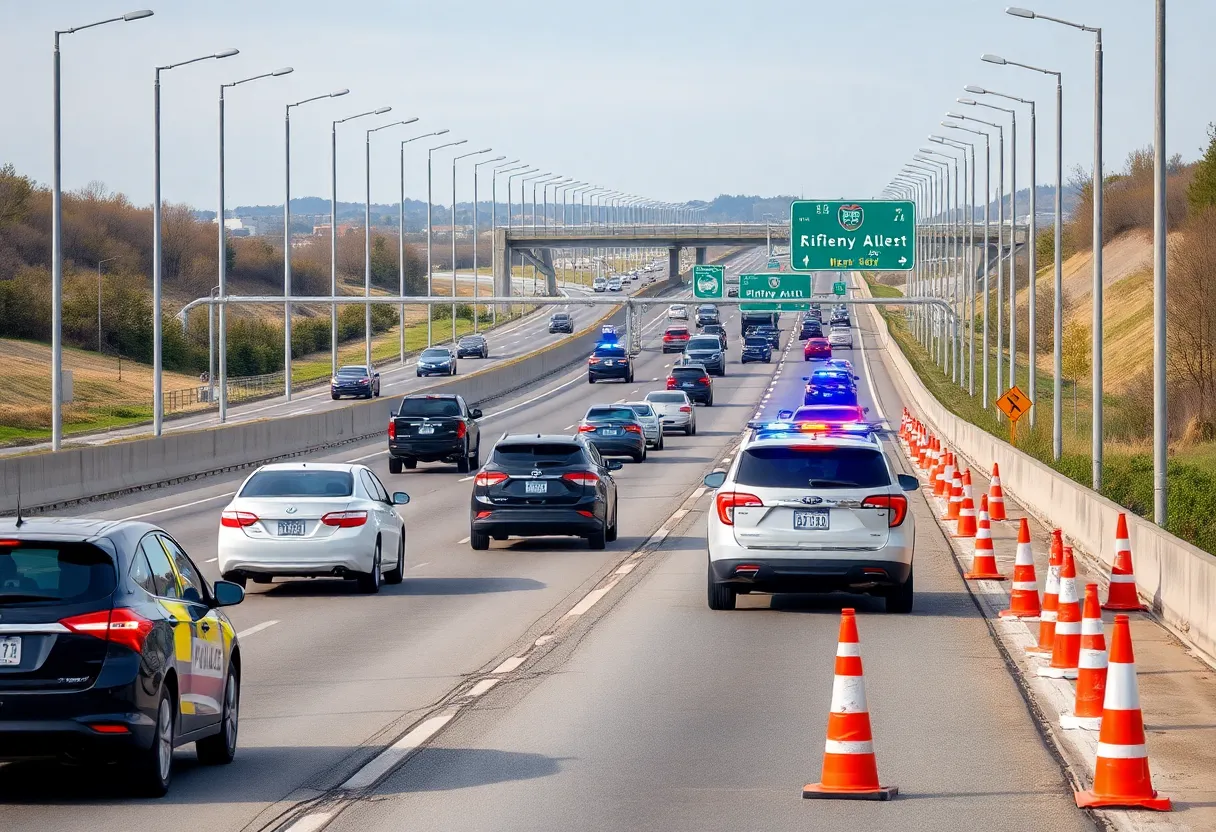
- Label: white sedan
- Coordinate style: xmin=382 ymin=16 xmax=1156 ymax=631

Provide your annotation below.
xmin=828 ymin=324 xmax=854 ymax=348
xmin=667 ymin=304 xmax=689 ymax=320
xmin=218 ymin=463 xmax=409 ymax=594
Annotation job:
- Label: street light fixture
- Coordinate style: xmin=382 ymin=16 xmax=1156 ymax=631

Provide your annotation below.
xmin=395 ymin=129 xmax=449 ymax=362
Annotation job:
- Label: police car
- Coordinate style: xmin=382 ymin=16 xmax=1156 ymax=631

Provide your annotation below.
xmin=701 ymin=418 xmax=918 ymax=613
xmin=587 ymin=331 xmax=633 ymax=384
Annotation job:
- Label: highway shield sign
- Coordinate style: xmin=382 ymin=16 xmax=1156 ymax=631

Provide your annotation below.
xmin=790 ymin=199 xmax=915 ymax=272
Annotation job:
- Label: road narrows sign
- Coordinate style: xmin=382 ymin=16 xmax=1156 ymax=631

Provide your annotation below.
xmin=692 ymin=265 xmax=724 ymax=299
xmin=790 ymin=200 xmax=915 ymax=272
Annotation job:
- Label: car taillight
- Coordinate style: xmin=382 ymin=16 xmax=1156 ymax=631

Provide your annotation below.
xmin=589 ymin=357 xmax=601 ymax=364
xmin=455 ymin=421 xmax=467 ymax=439
xmin=577 ymin=424 xmax=597 ymax=433
xmin=715 ymin=492 xmax=763 ymax=525
xmin=388 ymin=420 xmax=396 ymax=439
xmin=863 ymin=494 xmax=909 ymax=527
xmin=624 ymin=424 xmax=642 ymax=434
xmin=679 ymin=405 xmax=692 ymax=412
xmin=221 ymin=510 xmax=259 ymax=528
xmin=699 ymin=377 xmax=710 ymax=385
xmin=562 ymin=471 xmax=601 ymax=485
xmin=666 ymin=377 xmax=677 ymax=389
xmin=61 ymin=608 xmax=155 ymax=654
xmin=321 ymin=511 xmax=368 ymax=528
xmin=475 ymin=510 xmax=492 ymax=519
xmin=663 ymin=334 xmax=673 ymax=341
xmin=474 ymin=471 xmax=509 ymax=487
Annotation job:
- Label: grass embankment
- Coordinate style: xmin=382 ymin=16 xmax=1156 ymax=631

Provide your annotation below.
xmin=865 ymin=277 xmax=1216 ymax=553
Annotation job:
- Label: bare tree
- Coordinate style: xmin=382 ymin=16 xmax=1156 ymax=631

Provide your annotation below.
xmin=1167 ymin=207 xmax=1216 ymax=435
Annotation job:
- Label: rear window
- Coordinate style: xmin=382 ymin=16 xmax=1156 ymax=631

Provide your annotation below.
xmin=337 ymin=367 xmax=368 ymax=376
xmin=627 ymin=404 xmax=654 ymax=417
xmin=646 ymin=392 xmax=686 ymax=403
xmin=491 ymin=443 xmax=584 ymax=466
xmin=587 ymin=407 xmax=636 ymax=421
xmin=398 ymin=397 xmax=461 ymax=417
xmin=671 ymin=367 xmax=707 ymax=378
xmin=686 ymin=337 xmax=721 ymax=351
xmin=744 ymin=337 xmax=768 ymax=347
xmin=0 ymin=541 xmax=116 ymax=606
xmin=240 ymin=470 xmax=354 ymax=498
xmin=665 ymin=327 xmax=688 ymax=334
xmin=736 ymin=446 xmax=890 ymax=489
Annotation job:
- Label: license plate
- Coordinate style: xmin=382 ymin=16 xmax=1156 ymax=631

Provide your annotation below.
xmin=418 ymin=425 xmax=435 ymax=435
xmin=278 ymin=520 xmax=305 ymax=536
xmin=793 ymin=509 xmax=830 ymax=530
xmin=602 ymin=360 xmax=615 ymax=366
xmin=0 ymin=637 xmax=21 ymax=666
xmin=525 ymin=481 xmax=548 ymax=494
xmin=600 ymin=428 xmax=621 ymax=436
xmin=682 ymin=382 xmax=694 ymax=388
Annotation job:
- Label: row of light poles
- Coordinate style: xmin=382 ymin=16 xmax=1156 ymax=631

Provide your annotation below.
xmin=883 ymin=2 xmax=1170 ymax=526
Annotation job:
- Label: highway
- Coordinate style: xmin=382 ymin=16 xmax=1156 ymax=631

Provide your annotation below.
xmin=0 ymin=251 xmax=1098 ymax=832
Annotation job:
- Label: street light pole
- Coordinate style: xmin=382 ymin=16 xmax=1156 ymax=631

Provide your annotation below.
xmin=1152 ymin=0 xmax=1168 ymax=524
xmin=426 ymin=139 xmax=467 ymax=346
xmin=451 ymin=148 xmax=492 ymax=342
xmin=153 ymin=48 xmax=240 ymax=437
xmin=51 ymin=9 xmax=153 ymax=451
xmin=398 ymin=129 xmax=450 ymax=362
xmin=492 ymin=162 xmax=528 ymax=322
xmin=471 ymin=155 xmax=508 ymax=327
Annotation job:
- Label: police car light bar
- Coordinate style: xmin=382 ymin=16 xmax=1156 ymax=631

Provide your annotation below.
xmin=745 ymin=419 xmax=886 ymax=436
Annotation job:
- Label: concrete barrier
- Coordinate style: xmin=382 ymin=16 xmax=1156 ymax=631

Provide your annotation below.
xmin=857 ymin=278 xmax=1216 ymax=666
xmin=0 ymin=278 xmax=678 ymax=516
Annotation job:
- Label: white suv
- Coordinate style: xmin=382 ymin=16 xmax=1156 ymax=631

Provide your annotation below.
xmin=702 ymin=428 xmax=917 ymax=612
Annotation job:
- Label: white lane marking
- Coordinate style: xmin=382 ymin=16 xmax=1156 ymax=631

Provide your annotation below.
xmin=237 ymin=620 xmax=279 ymax=639
xmin=535 ymin=634 xmax=554 ymax=646
xmin=483 ymin=371 xmax=586 ymax=420
xmin=123 ymin=491 xmax=235 ymax=521
xmin=409 ymin=561 xmax=430 ymax=570
xmin=465 ymin=679 xmax=499 ymax=698
xmin=341 ymin=712 xmax=457 ymax=790
xmin=669 ymin=508 xmax=689 ymax=524
xmin=347 ymin=449 xmax=387 ymax=462
xmin=458 ymin=475 xmax=475 ymax=482
xmin=492 ymin=655 xmax=527 ymax=674
xmin=651 ymin=377 xmax=659 ymax=382
xmin=565 ymin=578 xmax=621 ymax=617
xmin=564 ymin=424 xmax=575 ymax=430
xmin=649 ymin=527 xmax=671 ymax=544
xmin=457 ymin=536 xmax=470 ymax=545
xmin=282 ymin=812 xmax=333 ymax=832
xmin=205 ymin=557 xmax=218 ymax=563
xmin=615 ymin=562 xmax=637 ymax=575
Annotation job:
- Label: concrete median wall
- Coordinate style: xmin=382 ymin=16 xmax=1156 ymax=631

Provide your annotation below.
xmin=0 ymin=280 xmax=681 ymax=516
xmin=857 ymin=280 xmax=1216 ymax=666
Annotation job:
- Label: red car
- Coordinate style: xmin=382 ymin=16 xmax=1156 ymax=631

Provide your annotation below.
xmin=662 ymin=326 xmax=691 ymax=354
xmin=803 ymin=337 xmax=831 ymax=361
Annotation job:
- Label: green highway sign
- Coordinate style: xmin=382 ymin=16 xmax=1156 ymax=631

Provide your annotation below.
xmin=767 ymin=258 xmax=781 ymax=270
xmin=833 ymin=281 xmax=847 ymax=296
xmin=692 ymin=265 xmax=724 ymax=299
xmin=739 ymin=273 xmax=811 ymax=311
xmin=790 ymin=199 xmax=915 ymax=272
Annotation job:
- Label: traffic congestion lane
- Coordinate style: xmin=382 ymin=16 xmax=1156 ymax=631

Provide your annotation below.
xmin=0 ymin=251 xmax=763 ymax=831
xmin=315 ymin=271 xmax=1095 ymax=832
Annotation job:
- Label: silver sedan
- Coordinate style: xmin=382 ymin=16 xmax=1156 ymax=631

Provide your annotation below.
xmin=625 ymin=402 xmax=665 ymax=450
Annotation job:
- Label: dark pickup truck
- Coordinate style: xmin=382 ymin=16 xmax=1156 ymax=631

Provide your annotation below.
xmin=388 ymin=394 xmax=483 ymax=474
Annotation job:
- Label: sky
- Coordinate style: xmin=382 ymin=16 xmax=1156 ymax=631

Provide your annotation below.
xmin=2 ymin=1 xmax=1213 ymax=213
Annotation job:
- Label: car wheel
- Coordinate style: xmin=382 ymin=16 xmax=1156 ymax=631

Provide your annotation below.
xmin=456 ymin=447 xmax=472 ymax=474
xmin=416 ymin=371 xmax=422 ymax=377
xmin=470 ymin=443 xmax=481 ymax=470
xmin=403 ymin=458 xmax=417 ymax=470
xmin=221 ymin=572 xmax=247 ymax=589
xmin=707 ymin=565 xmax=737 ymax=611
xmin=657 ymin=434 xmax=664 ymax=450
xmin=605 ymin=510 xmax=618 ymax=543
xmin=588 ymin=374 xmax=596 ymax=384
xmin=357 ymin=541 xmax=382 ymax=594
xmin=706 ymin=396 xmax=714 ymax=407
xmin=331 ymin=393 xmax=340 ymax=400
xmin=470 ymin=530 xmax=490 ymax=550
xmin=885 ymin=567 xmax=914 ymax=614
xmin=587 ymin=528 xmax=606 ymax=550
xmin=384 ymin=534 xmax=405 ymax=585
xmin=196 ymin=666 xmax=239 ymax=765
xmin=388 ymin=457 xmax=403 ymax=474
xmin=131 ymin=687 xmax=175 ymax=797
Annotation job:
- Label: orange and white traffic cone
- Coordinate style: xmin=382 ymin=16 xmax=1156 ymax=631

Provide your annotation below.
xmin=917 ymin=436 xmax=933 ymax=471
xmin=1103 ymin=513 xmax=1147 ymax=612
xmin=1026 ymin=528 xmax=1063 ymax=653
xmin=987 ymin=462 xmax=1008 ymax=521
xmin=937 ymin=453 xmax=956 ymax=499
xmin=962 ymin=468 xmax=974 ymax=505
xmin=1062 ymin=583 xmax=1108 ymax=731
xmin=931 ymin=450 xmax=948 ymax=496
xmin=964 ymin=494 xmax=1004 ymax=578
xmin=1000 ymin=517 xmax=1041 ymax=618
xmin=942 ymin=469 xmax=964 ymax=522
xmin=1040 ymin=546 xmax=1081 ymax=679
xmin=954 ymin=492 xmax=978 ymax=539
xmin=1075 ymin=615 xmax=1172 ymax=811
xmin=802 ymin=609 xmax=898 ymax=802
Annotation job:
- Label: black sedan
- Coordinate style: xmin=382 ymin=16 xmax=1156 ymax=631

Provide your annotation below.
xmin=469 ymin=434 xmax=621 ymax=550
xmin=799 ymin=319 xmax=824 ymax=340
xmin=0 ymin=519 xmax=246 ymax=796
xmin=456 ymin=335 xmax=489 ymax=359
xmin=753 ymin=325 xmax=781 ymax=348
xmin=416 ymin=347 xmax=457 ymax=377
xmin=331 ymin=365 xmax=380 ymax=399
xmin=576 ymin=404 xmax=649 ymax=462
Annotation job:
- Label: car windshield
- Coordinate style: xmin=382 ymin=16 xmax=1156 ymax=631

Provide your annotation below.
xmin=398 ymin=397 xmax=462 ymax=417
xmin=792 ymin=406 xmax=866 ymax=422
xmin=337 ymin=367 xmax=368 ymax=377
xmin=459 ymin=337 xmax=483 ymax=345
xmin=735 ymin=446 xmax=890 ymax=489
xmin=420 ymin=349 xmax=450 ymax=360
xmin=0 ymin=541 xmax=116 ymax=606
xmin=744 ymin=337 xmax=768 ymax=347
xmin=586 ymin=406 xmax=637 ymax=422
xmin=686 ymin=337 xmax=720 ymax=351
xmin=627 ymin=404 xmax=654 ymax=417
xmin=552 ymin=314 xmax=569 ymax=321
xmin=241 ymin=470 xmax=354 ymax=498
xmin=646 ymin=392 xmax=687 ymax=404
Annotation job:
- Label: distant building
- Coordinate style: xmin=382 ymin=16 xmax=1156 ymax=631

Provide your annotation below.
xmin=312 ymin=222 xmax=360 ymax=237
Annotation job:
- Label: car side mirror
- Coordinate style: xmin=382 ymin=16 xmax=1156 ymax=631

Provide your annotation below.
xmin=213 ymin=580 xmax=245 ymax=608
xmin=470 ymin=408 xmax=483 ymax=419
xmin=606 ymin=460 xmax=624 ymax=471
xmin=801 ymin=376 xmax=809 ymax=382
xmin=854 ymin=374 xmax=860 ymax=380
xmin=703 ymin=471 xmax=727 ymax=489
xmin=864 ymin=407 xmax=871 ymax=414
xmin=898 ymin=474 xmax=920 ymax=492
xmin=392 ymin=491 xmax=410 ymax=505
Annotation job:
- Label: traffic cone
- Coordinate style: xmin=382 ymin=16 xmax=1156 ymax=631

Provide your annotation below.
xmin=1040 ymin=547 xmax=1080 ymax=679
xmin=917 ymin=436 xmax=932 ymax=470
xmin=1062 ymin=583 xmax=1108 ymax=731
xmin=1074 ymin=615 xmax=1172 ymax=811
xmin=930 ymin=449 xmax=947 ymax=495
xmin=999 ymin=517 xmax=1041 ymax=618
xmin=1026 ymin=529 xmax=1063 ymax=654
xmin=1103 ymin=513 xmax=1147 ymax=612
xmin=962 ymin=468 xmax=974 ymax=504
xmin=802 ymin=609 xmax=898 ymax=802
xmin=954 ymin=493 xmax=978 ymax=539
xmin=964 ymin=495 xmax=1004 ymax=578
xmin=988 ymin=462 xmax=1008 ymax=520
xmin=942 ymin=469 xmax=963 ymax=521
xmin=936 ymin=453 xmax=955 ymax=498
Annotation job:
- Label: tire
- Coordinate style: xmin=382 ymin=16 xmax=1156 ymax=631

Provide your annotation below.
xmin=384 ymin=534 xmax=406 ymax=584
xmin=388 ymin=457 xmax=403 ymax=474
xmin=131 ymin=687 xmax=175 ymax=797
xmin=416 ymin=371 xmax=422 ymax=377
xmin=469 ymin=443 xmax=481 ymax=470
xmin=331 ymin=393 xmax=339 ymax=400
xmin=587 ymin=528 xmax=606 ymax=550
xmin=885 ymin=567 xmax=914 ymax=614
xmin=196 ymin=666 xmax=239 ymax=765
xmin=684 ymin=424 xmax=693 ymax=436
xmin=707 ymin=566 xmax=737 ymax=611
xmin=588 ymin=374 xmax=596 ymax=384
xmin=706 ymin=396 xmax=714 ymax=407
xmin=632 ymin=451 xmax=644 ymax=463
xmin=403 ymin=458 xmax=417 ymax=470
xmin=357 ymin=541 xmax=382 ymax=594
xmin=456 ymin=446 xmax=472 ymax=474
xmin=221 ymin=572 xmax=247 ymax=589
xmin=605 ymin=509 xmax=618 ymax=542
xmin=470 ymin=530 xmax=490 ymax=550
xmin=657 ymin=434 xmax=664 ymax=450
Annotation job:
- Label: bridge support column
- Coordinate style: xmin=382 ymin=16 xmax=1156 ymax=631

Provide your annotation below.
xmin=667 ymin=247 xmax=681 ymax=284
xmin=695 ymin=247 xmax=707 ymax=266
xmin=493 ymin=227 xmax=511 ymax=318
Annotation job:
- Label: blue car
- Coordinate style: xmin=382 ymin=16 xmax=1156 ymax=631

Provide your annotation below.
xmin=803 ymin=368 xmax=859 ymax=406
xmin=740 ymin=336 xmax=772 ymax=364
